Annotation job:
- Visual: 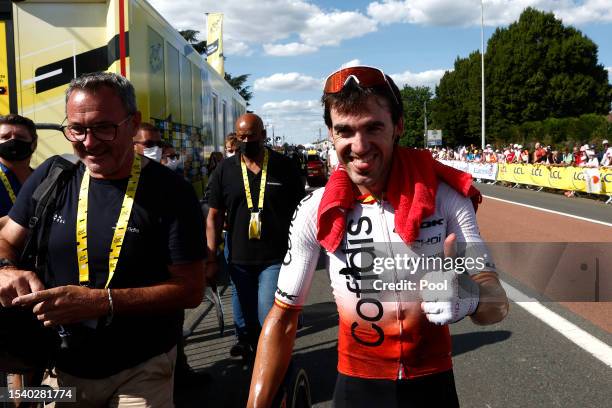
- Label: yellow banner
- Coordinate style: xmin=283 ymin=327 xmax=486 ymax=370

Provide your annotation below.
xmin=206 ymin=13 xmax=224 ymax=77
xmin=494 ymin=163 xmax=610 ymax=195
xmin=601 ymin=167 xmax=612 ymax=194
xmin=0 ymin=21 xmax=10 ymax=115
xmin=546 ymin=166 xmax=573 ymax=190
xmin=497 ymin=163 xmax=512 ymax=183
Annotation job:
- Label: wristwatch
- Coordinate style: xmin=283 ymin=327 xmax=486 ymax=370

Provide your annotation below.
xmin=0 ymin=258 xmax=16 ymax=269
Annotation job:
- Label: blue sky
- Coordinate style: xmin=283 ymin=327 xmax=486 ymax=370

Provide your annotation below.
xmin=148 ymin=0 xmax=612 ymax=145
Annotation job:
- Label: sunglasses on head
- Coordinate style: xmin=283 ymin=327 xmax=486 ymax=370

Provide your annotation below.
xmin=323 ymin=65 xmax=399 ymax=106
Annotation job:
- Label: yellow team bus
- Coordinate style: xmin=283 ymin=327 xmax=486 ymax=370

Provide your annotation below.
xmin=0 ymin=0 xmax=245 ymax=196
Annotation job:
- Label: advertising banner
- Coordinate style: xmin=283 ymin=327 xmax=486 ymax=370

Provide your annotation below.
xmin=206 ymin=13 xmax=224 ymax=76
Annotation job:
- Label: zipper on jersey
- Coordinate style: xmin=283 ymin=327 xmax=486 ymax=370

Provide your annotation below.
xmin=377 ymin=196 xmax=405 ymax=379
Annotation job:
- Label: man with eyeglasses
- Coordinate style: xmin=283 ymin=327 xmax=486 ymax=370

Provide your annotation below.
xmin=0 ymin=72 xmax=206 ymax=406
xmin=248 ymin=66 xmax=508 ymax=408
xmin=133 ymin=122 xmax=164 ymax=162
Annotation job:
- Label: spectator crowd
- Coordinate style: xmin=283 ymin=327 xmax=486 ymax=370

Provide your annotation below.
xmin=430 ymin=140 xmax=611 ymax=168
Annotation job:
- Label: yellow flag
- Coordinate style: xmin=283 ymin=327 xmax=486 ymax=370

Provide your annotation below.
xmin=206 ymin=13 xmax=224 ymax=77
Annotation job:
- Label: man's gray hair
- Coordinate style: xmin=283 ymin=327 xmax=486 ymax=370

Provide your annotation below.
xmin=65 ymin=72 xmax=137 ymax=114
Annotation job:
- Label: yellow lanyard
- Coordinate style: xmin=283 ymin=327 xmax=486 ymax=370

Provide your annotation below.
xmin=76 ymin=155 xmax=142 ymax=288
xmin=240 ymin=149 xmax=269 ymax=211
xmin=0 ymin=167 xmax=16 ymax=204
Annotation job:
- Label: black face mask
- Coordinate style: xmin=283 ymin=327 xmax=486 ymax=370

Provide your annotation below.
xmin=239 ymin=140 xmax=263 ymax=159
xmin=0 ymin=139 xmax=34 ymax=161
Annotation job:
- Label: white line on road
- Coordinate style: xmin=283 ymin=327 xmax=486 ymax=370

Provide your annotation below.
xmin=501 ymin=280 xmax=612 ymax=368
xmin=483 ymin=195 xmax=612 ymax=227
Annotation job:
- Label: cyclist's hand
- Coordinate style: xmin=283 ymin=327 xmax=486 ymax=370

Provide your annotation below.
xmin=420 ymin=234 xmax=479 ymax=325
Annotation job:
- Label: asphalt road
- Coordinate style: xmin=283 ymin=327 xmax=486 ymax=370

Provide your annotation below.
xmin=180 ymin=182 xmax=612 ymax=408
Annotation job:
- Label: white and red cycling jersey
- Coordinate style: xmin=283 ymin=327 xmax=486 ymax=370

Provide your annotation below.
xmin=275 ymin=182 xmax=494 ymax=380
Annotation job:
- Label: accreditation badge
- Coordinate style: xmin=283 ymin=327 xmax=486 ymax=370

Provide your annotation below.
xmin=248 ymin=211 xmax=263 ymax=240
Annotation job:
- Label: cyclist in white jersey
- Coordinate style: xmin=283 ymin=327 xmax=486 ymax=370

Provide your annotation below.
xmin=247 ymin=66 xmax=509 ymax=408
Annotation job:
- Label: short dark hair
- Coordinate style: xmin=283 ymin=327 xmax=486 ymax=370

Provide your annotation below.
xmin=0 ymin=113 xmax=38 ymax=142
xmin=322 ymin=74 xmax=403 ymax=128
xmin=65 ymin=72 xmax=137 ymax=115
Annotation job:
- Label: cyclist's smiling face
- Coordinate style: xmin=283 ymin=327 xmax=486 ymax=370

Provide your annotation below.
xmin=67 ymin=86 xmax=140 ymax=179
xmin=329 ymin=95 xmax=402 ymax=195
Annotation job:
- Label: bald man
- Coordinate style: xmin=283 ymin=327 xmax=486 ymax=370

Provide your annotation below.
xmin=206 ymin=113 xmax=305 ymax=357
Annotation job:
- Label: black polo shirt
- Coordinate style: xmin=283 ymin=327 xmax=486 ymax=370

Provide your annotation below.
xmin=9 ymin=156 xmax=205 ymax=378
xmin=208 ymin=149 xmax=304 ymax=265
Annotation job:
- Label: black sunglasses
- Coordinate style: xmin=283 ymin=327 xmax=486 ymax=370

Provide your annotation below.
xmin=134 ymin=140 xmax=164 ymax=148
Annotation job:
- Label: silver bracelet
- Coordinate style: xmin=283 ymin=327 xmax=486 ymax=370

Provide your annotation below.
xmin=105 ymin=288 xmax=114 ymax=326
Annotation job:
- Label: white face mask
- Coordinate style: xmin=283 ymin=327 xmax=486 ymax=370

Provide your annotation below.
xmin=143 ymin=146 xmax=162 ymax=162
xmin=226 ymin=151 xmax=235 ymax=158
xmin=165 ymin=158 xmax=180 ymax=170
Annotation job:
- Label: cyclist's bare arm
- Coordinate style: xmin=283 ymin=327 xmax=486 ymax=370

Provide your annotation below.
xmin=248 ymin=305 xmax=301 ymax=408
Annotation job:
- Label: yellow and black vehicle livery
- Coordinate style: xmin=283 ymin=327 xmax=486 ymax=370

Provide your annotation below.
xmin=0 ymin=0 xmax=245 ymax=197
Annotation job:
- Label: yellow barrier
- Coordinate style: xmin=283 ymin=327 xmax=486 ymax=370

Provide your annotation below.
xmin=496 ymin=163 xmax=611 ymax=195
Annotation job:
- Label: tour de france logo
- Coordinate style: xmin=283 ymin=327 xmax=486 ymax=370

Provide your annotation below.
xmin=149 ymin=43 xmax=163 ymax=73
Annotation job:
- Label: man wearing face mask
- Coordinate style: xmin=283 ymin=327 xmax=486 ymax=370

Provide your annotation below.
xmin=161 ymin=142 xmax=182 ymax=174
xmin=133 ymin=122 xmax=163 ymax=161
xmin=206 ymin=113 xmax=304 ymax=355
xmin=0 ymin=114 xmax=37 ymax=218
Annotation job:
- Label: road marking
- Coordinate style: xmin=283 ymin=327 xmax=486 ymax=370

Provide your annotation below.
xmin=483 ymin=195 xmax=612 ymax=227
xmin=501 ymin=280 xmax=612 ymax=368
xmin=22 ymin=68 xmax=63 ymax=86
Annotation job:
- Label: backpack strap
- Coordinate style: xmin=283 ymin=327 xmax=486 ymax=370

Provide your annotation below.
xmin=19 ymin=154 xmax=79 ymax=285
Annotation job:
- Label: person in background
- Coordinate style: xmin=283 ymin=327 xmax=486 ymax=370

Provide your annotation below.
xmin=519 ymin=149 xmax=529 ymax=164
xmin=161 ymin=142 xmax=182 ymax=175
xmin=206 ymin=113 xmax=304 ymax=358
xmin=562 ymin=147 xmax=574 ymax=166
xmin=0 ymin=114 xmax=39 ymax=393
xmin=133 ymin=122 xmax=163 ymax=161
xmin=0 ymin=114 xmax=37 ymax=218
xmin=600 ymin=140 xmax=611 ymax=167
xmin=225 ymin=133 xmax=238 ymax=158
xmin=207 ymin=151 xmax=224 ymax=178
xmin=582 ymin=145 xmax=599 ymax=168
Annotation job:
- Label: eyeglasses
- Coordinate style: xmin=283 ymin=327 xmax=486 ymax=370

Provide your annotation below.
xmin=134 ymin=140 xmax=164 ymax=148
xmin=323 ymin=65 xmax=399 ymax=106
xmin=61 ymin=115 xmax=133 ymax=142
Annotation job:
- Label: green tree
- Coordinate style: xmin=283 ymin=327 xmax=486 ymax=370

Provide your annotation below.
xmin=178 ymin=29 xmax=254 ymax=106
xmin=224 ymin=73 xmax=253 ymax=106
xmin=399 ymin=85 xmax=433 ymax=147
xmin=432 ymin=7 xmax=611 ymax=146
xmin=178 ymin=29 xmax=207 ymax=55
xmin=485 ymin=7 xmax=611 ymax=135
xmin=431 ymin=52 xmax=483 ymax=146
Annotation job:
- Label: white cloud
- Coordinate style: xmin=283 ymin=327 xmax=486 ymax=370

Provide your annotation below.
xmin=263 ymin=43 xmax=317 ymax=57
xmin=225 ymin=41 xmax=252 ymax=56
xmin=302 ymin=11 xmax=378 ymax=47
xmin=261 ymin=100 xmax=321 ymax=114
xmin=341 ymin=59 xmax=362 ymax=68
xmin=147 ymin=0 xmax=378 ymax=57
xmin=367 ymin=0 xmax=612 ymax=27
xmin=254 ymin=73 xmax=321 ymax=91
xmin=390 ymin=69 xmax=449 ymax=89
